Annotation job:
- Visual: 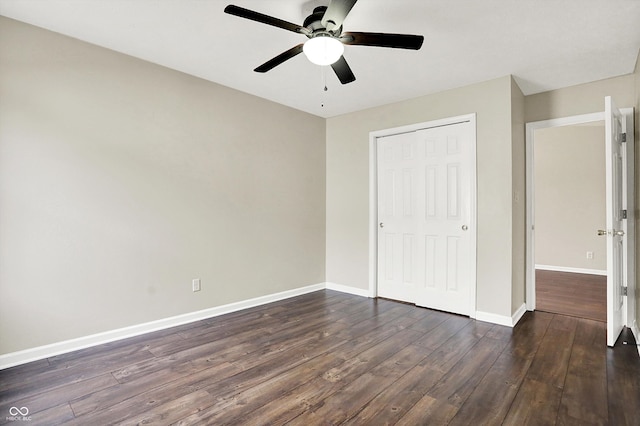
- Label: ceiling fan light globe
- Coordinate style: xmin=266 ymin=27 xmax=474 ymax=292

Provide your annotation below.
xmin=303 ymin=36 xmax=344 ymax=66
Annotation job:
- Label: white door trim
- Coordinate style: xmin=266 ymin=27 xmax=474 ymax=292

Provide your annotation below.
xmin=525 ymin=109 xmax=635 ymax=336
xmin=368 ymin=114 xmax=477 ymax=318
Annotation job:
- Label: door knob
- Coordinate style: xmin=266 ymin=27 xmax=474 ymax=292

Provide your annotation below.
xmin=614 ymin=230 xmax=625 ymax=236
xmin=597 ymin=229 xmax=607 ymax=236
xmin=462 ymin=225 xmax=468 ymax=231
xmin=379 ymin=222 xmax=384 ymax=228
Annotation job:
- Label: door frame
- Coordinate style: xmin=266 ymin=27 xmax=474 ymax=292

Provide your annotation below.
xmin=368 ymin=113 xmax=478 ymax=318
xmin=525 ymin=109 xmax=635 ymax=341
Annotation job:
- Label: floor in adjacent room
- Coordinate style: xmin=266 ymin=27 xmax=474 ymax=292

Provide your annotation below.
xmin=535 ymin=269 xmax=607 ymax=322
xmin=1 ymin=290 xmax=639 ymax=425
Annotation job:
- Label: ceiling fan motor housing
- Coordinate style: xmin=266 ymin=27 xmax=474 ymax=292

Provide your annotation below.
xmin=304 ymin=6 xmax=341 ymax=36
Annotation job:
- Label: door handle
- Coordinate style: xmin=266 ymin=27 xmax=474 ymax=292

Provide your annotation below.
xmin=597 ymin=229 xmax=625 ymax=236
xmin=462 ymin=225 xmax=468 ymax=231
xmin=379 ymin=222 xmax=384 ymax=228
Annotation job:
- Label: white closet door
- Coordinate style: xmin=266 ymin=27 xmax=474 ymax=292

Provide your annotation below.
xmin=413 ymin=123 xmax=473 ymax=316
xmin=377 ymin=120 xmax=474 ymax=316
xmin=377 ymin=131 xmax=420 ymax=303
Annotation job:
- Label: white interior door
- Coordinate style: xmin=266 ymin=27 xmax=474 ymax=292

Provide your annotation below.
xmin=413 ymin=124 xmax=473 ymax=316
xmin=377 ymin=119 xmax=475 ymax=316
xmin=377 ymin=131 xmax=420 ymax=303
xmin=605 ymin=95 xmax=625 ymax=347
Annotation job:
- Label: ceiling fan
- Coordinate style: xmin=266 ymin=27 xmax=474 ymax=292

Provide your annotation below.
xmin=224 ymin=0 xmax=424 ymax=84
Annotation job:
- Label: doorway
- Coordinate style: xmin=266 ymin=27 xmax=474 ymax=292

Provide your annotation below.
xmin=525 ymin=101 xmax=636 ymax=346
xmin=532 ymin=121 xmax=607 ymax=322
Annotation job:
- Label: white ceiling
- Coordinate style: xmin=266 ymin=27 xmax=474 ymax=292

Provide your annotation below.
xmin=1 ymin=0 xmax=639 ymax=118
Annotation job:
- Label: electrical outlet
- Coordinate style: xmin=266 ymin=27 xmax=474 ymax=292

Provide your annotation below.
xmin=192 ymin=279 xmax=201 ymax=292
xmin=586 ymin=251 xmax=594 ymax=259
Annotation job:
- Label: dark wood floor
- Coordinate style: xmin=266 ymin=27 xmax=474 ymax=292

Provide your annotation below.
xmin=536 ymin=269 xmax=607 ymax=322
xmin=1 ymin=290 xmax=639 ymax=425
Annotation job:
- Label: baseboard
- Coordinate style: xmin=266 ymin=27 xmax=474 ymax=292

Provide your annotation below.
xmin=325 ymin=282 xmax=371 ymax=298
xmin=0 ymin=282 xmax=325 ymax=370
xmin=476 ymin=303 xmax=526 ymax=328
xmin=475 ymin=311 xmax=512 ymax=327
xmin=535 ymin=264 xmax=607 ymax=276
xmin=511 ymin=303 xmax=527 ymax=326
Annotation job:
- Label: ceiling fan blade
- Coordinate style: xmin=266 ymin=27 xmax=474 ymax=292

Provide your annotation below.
xmin=254 ymin=44 xmax=304 ymax=73
xmin=331 ymin=56 xmax=356 ymax=84
xmin=321 ymin=0 xmax=358 ymax=31
xmin=341 ymin=32 xmax=424 ymax=50
xmin=225 ymin=5 xmax=309 ymax=35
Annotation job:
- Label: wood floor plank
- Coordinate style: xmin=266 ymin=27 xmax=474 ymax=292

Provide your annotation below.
xmin=506 ymin=311 xmax=554 ymax=359
xmin=502 ymin=314 xmax=580 ymax=425
xmin=291 ymin=344 xmax=427 ymax=424
xmin=227 ymin=328 xmax=424 ymax=425
xmin=336 ymin=303 xmax=422 ymax=339
xmin=426 ymin=335 xmax=506 ymax=408
xmin=407 ymin=308 xmax=451 ymax=333
xmin=319 ymin=329 xmax=423 ymax=385
xmin=607 ymin=328 xmax=640 ymax=425
xmin=422 ymin=320 xmax=493 ymax=374
xmin=557 ymin=350 xmax=608 ymax=424
xmin=174 ymin=343 xmax=347 ymax=425
xmin=65 ymin=363 xmax=233 ymax=425
xmin=149 ymin=304 xmax=331 ymax=357
xmin=413 ymin=314 xmax=472 ymax=350
xmin=446 ymin=316 xmax=550 ymax=426
xmin=525 ymin=314 xmax=577 ymax=389
xmin=0 ymin=359 xmax=51 ymax=390
xmin=447 ymin=340 xmax=532 ymax=425
xmin=1 ymin=373 xmax=118 ymax=418
xmin=199 ymin=334 xmax=350 ymax=406
xmin=0 ymin=345 xmax=155 ymax=405
xmin=557 ymin=319 xmax=608 ymax=425
xmin=69 ymin=361 xmax=240 ymax=417
xmin=1 ymin=290 xmax=639 ymax=425
xmin=395 ymin=395 xmax=459 ymax=426
xmin=502 ymin=377 xmax=563 ymax=425
xmin=343 ymin=359 xmax=440 ymax=425
xmin=13 ymin=403 xmax=76 ymax=426
xmin=173 ymin=325 xmax=353 ymax=424
xmin=228 ymin=321 xmax=350 ymax=374
xmin=124 ymin=389 xmax=214 ymax=425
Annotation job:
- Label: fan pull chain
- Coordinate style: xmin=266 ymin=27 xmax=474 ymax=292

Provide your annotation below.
xmin=321 ymin=66 xmax=328 ymax=108
xmin=323 ymin=66 xmax=328 ymax=92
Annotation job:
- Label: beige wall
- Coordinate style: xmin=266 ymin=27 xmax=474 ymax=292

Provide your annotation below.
xmin=0 ymin=17 xmax=326 ymax=354
xmin=326 ymin=76 xmax=524 ymax=318
xmin=511 ymin=78 xmax=526 ymax=312
xmin=525 ymin=74 xmax=637 ymax=123
xmin=526 ymin=58 xmax=640 ymax=332
xmin=534 ymin=124 xmax=607 ymax=271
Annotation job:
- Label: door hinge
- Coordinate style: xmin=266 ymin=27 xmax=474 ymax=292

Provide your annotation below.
xmin=621 ymin=133 xmax=627 ymax=143
xmin=622 ymin=209 xmax=627 ymax=219
xmin=622 ymin=286 xmax=628 ymax=297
